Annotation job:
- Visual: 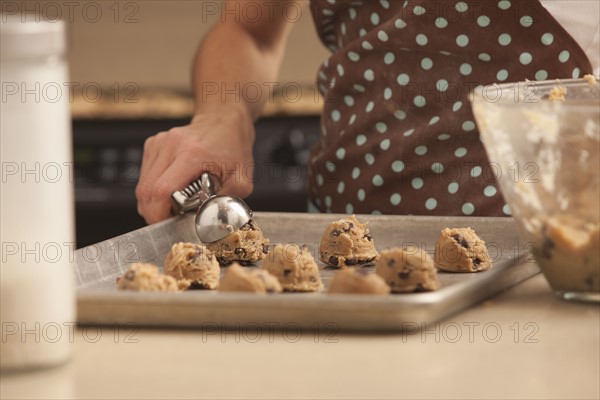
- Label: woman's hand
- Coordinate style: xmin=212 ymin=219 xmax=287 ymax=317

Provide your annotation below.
xmin=135 ymin=111 xmax=255 ymax=224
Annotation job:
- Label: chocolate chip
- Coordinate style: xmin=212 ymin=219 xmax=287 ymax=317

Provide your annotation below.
xmin=387 ymin=258 xmax=396 ymax=267
xmin=473 ymin=258 xmax=481 ymax=266
xmin=363 ymin=234 xmax=373 ymax=241
xmin=453 ymin=234 xmax=461 ymax=242
xmin=328 ymin=256 xmax=339 ymax=266
xmin=124 ymin=270 xmax=136 ymax=281
xmin=343 ymin=222 xmax=354 ymax=233
xmin=541 ymin=236 xmax=555 ymax=259
xmin=345 ymin=258 xmax=358 ymax=266
xmin=283 ymin=269 xmax=292 ymax=277
xmin=364 ymin=257 xmax=377 ymax=265
xmin=216 ymin=256 xmax=230 ymax=265
xmin=331 ymin=229 xmax=341 ymax=237
xmin=399 ymin=271 xmax=411 ymax=280
xmin=234 ymin=248 xmax=246 ymax=257
xmin=414 ymin=283 xmax=427 ymax=293
xmin=262 ymin=244 xmax=269 ymax=254
xmin=460 ymin=239 xmax=469 ymax=249
xmin=188 ymin=281 xmax=208 ymax=290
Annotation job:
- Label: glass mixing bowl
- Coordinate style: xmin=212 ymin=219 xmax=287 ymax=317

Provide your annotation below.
xmin=472 ymin=78 xmax=599 ymax=302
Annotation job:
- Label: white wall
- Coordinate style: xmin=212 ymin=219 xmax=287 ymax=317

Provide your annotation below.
xmin=36 ymin=0 xmax=330 ymax=90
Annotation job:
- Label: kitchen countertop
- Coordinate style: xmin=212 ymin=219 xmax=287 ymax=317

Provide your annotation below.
xmin=2 ymin=270 xmax=599 ymax=400
xmin=71 ymin=86 xmax=323 ymax=120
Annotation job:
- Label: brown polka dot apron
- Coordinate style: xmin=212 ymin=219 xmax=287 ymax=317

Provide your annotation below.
xmin=307 ymin=0 xmax=593 ymax=216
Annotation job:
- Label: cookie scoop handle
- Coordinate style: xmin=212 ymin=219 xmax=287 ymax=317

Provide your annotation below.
xmin=171 ymin=172 xmax=221 ymax=215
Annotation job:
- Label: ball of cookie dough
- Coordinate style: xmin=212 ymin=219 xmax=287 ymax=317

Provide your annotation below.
xmin=219 ymin=263 xmax=283 ymax=294
xmin=164 ymin=242 xmax=220 ymax=290
xmin=116 ymin=263 xmax=179 ymax=292
xmin=319 ymin=215 xmax=379 ymax=267
xmin=206 ymin=219 xmax=269 ymax=265
xmin=261 ymin=244 xmax=323 ymax=292
xmin=375 ymin=247 xmax=441 ymax=293
xmin=434 ymin=227 xmax=492 ymax=272
xmin=328 ymin=268 xmax=390 ymax=295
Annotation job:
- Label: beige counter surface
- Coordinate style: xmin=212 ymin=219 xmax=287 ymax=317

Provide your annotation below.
xmin=2 ymin=271 xmax=599 ymax=400
xmin=71 ymin=87 xmax=323 ymax=120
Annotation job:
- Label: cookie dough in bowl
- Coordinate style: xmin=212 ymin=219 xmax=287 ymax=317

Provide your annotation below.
xmin=116 ymin=263 xmax=179 ymax=292
xmin=328 ymin=268 xmax=390 ymax=295
xmin=219 ymin=263 xmax=283 ymax=294
xmin=533 ymin=215 xmax=599 ymax=294
xmin=319 ymin=215 xmax=379 ymax=267
xmin=206 ymin=219 xmax=269 ymax=265
xmin=164 ymin=242 xmax=220 ymax=290
xmin=375 ymin=247 xmax=441 ymax=293
xmin=261 ymin=244 xmax=323 ymax=292
xmin=434 ymin=228 xmax=492 ymax=273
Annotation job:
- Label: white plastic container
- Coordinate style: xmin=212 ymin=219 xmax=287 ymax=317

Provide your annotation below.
xmin=1 ymin=17 xmax=76 ymax=371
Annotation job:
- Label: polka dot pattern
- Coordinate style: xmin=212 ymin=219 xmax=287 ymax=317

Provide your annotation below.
xmin=448 ymin=182 xmax=459 ymax=194
xmin=412 ymin=178 xmax=424 ymax=190
xmin=519 ymin=52 xmax=533 ymax=65
xmin=421 ymin=57 xmax=433 ymax=70
xmin=431 ymin=162 xmax=444 ymax=174
xmin=413 ymin=6 xmax=426 ymax=15
xmin=372 ymin=175 xmax=384 ymax=187
xmin=416 ymin=34 xmax=428 ymax=46
xmin=477 ymin=16 xmax=490 ymax=27
xmin=455 ymin=2 xmax=468 ymax=12
xmin=395 ymin=18 xmax=407 ymax=29
xmin=425 ymin=198 xmax=437 ymax=210
xmin=436 ymin=79 xmax=448 ymax=91
xmin=376 ymin=122 xmax=387 ymax=133
xmin=435 ymin=18 xmax=448 ymax=29
xmin=414 ymin=146 xmax=427 ymax=156
xmin=462 ymin=203 xmax=475 ymax=215
xmin=497 ymin=69 xmax=509 ymax=81
xmin=384 ymin=52 xmax=395 ymax=64
xmin=541 ymin=33 xmax=554 ymax=45
xmin=498 ymin=33 xmax=511 ymax=46
xmin=456 ymin=34 xmax=469 ymax=47
xmin=413 ymin=95 xmax=426 ymax=107
xmin=380 ymin=139 xmax=391 ymax=151
xmin=460 ymin=63 xmax=472 ymax=76
xmin=397 ymin=73 xmax=410 ymax=85
xmin=391 ymin=160 xmax=404 ymax=173
xmin=307 ymin=0 xmax=592 ymax=216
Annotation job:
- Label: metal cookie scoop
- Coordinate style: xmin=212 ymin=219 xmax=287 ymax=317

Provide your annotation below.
xmin=171 ymin=173 xmax=252 ymax=243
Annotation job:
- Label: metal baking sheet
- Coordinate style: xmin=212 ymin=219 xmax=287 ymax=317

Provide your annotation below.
xmin=75 ymin=212 xmax=539 ymax=331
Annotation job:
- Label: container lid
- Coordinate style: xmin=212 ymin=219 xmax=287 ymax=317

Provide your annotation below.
xmin=0 ymin=16 xmax=66 ymax=60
